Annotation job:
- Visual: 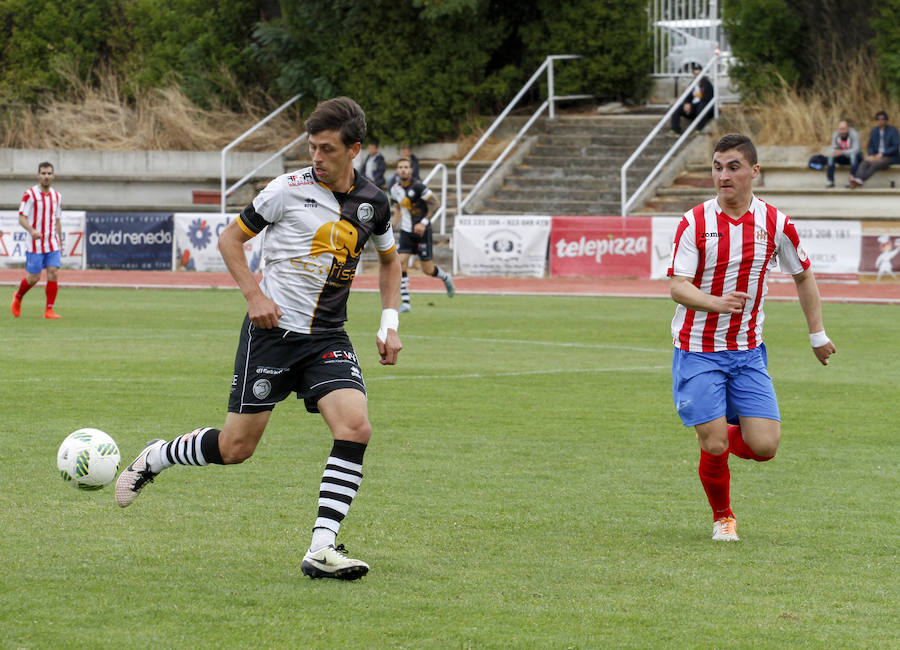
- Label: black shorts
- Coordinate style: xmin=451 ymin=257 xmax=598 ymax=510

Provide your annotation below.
xmin=398 ymin=228 xmax=433 ymax=261
xmin=228 ymin=315 xmax=366 ymax=414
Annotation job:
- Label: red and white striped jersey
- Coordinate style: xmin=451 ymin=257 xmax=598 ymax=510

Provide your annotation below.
xmin=667 ymin=196 xmax=810 ymax=352
xmin=19 ymin=185 xmax=62 ymax=254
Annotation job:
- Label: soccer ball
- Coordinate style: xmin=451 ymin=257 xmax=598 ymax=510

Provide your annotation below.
xmin=57 ymin=428 xmax=121 ymax=490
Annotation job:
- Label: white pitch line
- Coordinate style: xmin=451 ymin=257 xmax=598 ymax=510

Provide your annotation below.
xmin=367 ymin=364 xmax=669 ymax=382
xmin=400 ymin=334 xmax=664 ymax=353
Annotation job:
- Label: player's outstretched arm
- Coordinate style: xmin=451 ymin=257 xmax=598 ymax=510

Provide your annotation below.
xmin=375 ymin=247 xmax=402 ymax=365
xmin=793 ymin=269 xmax=836 ymax=365
xmin=670 ymin=275 xmax=751 ymax=314
xmin=219 ymin=219 xmax=282 ymax=329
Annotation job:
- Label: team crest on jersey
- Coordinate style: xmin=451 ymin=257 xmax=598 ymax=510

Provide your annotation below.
xmin=755 ymin=228 xmax=769 ymax=242
xmin=357 ymin=203 xmax=374 ymax=222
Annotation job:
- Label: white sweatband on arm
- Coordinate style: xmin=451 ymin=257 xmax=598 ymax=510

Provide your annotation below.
xmin=809 ymin=330 xmax=830 ymax=347
xmin=377 ymin=308 xmax=399 ymax=343
xmin=421 ymin=218 xmax=430 ymax=227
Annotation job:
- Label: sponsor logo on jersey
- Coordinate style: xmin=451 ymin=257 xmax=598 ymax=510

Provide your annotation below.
xmin=305 ymin=199 xmax=318 ymax=208
xmin=287 ymin=172 xmax=315 ymax=187
xmin=310 ymin=219 xmax=361 ymax=267
xmin=252 ymin=379 xmax=272 ymax=399
xmin=357 ymin=203 xmax=374 ymax=222
xmin=700 ymin=231 xmax=724 ymax=239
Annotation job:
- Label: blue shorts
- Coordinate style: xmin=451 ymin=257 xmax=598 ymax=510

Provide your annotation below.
xmin=25 ymin=250 xmax=61 ymax=274
xmin=672 ymin=345 xmax=780 ymax=427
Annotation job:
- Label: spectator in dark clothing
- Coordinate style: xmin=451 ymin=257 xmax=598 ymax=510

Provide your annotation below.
xmin=362 ymin=139 xmax=386 ymax=190
xmin=671 ymin=63 xmax=714 ymax=135
xmin=850 ymin=111 xmax=900 ymax=188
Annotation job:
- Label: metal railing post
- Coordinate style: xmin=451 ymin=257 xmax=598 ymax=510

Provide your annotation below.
xmin=620 ymin=53 xmax=718 ymax=217
xmin=422 ymin=163 xmax=448 ymax=235
xmin=455 ymin=54 xmax=590 ymax=217
xmin=548 ymin=57 xmax=556 ymax=120
xmin=220 ymin=93 xmax=303 ymax=216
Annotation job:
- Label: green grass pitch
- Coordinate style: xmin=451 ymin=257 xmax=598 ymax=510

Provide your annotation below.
xmin=1 ymin=287 xmax=897 ymax=648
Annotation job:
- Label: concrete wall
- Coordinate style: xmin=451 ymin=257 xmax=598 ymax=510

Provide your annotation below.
xmin=0 ymin=148 xmax=283 ymax=179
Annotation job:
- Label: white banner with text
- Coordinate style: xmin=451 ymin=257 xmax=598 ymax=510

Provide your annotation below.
xmin=453 ymin=215 xmax=552 ymax=277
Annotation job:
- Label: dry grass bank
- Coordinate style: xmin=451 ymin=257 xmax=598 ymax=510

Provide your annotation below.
xmin=717 ymin=55 xmax=899 ymax=149
xmin=0 ymin=71 xmax=299 ymax=151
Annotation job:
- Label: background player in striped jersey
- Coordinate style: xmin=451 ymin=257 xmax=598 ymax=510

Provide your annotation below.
xmin=115 ymin=97 xmax=402 ymax=580
xmin=389 ymin=157 xmax=454 ymax=312
xmin=11 ymin=162 xmax=63 ymax=319
xmin=668 ymin=133 xmax=836 ymax=542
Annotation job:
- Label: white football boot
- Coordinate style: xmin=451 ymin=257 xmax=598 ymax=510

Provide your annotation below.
xmin=712 ymin=516 xmax=740 ymax=541
xmin=115 ymin=439 xmax=165 ymax=507
xmin=301 ymin=544 xmax=369 ymax=580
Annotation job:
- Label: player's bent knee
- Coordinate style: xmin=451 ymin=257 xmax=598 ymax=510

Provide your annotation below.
xmin=220 ymin=439 xmax=257 ymax=464
xmin=702 ymin=439 xmax=729 ymax=455
xmin=337 ymin=419 xmax=371 ymax=444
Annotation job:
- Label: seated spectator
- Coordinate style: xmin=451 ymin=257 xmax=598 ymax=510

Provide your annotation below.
xmin=825 ymin=119 xmax=861 ymax=188
xmin=670 ymin=63 xmax=714 ymax=135
xmin=850 ymin=111 xmax=900 ymax=188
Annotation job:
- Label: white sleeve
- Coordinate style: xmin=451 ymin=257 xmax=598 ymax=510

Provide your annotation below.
xmin=251 ymin=176 xmax=285 ymax=224
xmin=775 ymin=218 xmax=811 ymax=275
xmin=669 ymin=216 xmax=699 ymax=277
xmin=372 ymin=229 xmax=396 ymax=253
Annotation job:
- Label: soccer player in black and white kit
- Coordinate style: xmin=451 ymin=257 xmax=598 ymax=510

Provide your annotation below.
xmin=389 ymin=157 xmax=454 ymax=312
xmin=115 ymin=97 xmax=403 ymax=581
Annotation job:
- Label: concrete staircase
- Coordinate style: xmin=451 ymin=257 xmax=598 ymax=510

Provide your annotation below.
xmin=636 ymin=156 xmax=900 ymax=219
xmin=481 ymin=114 xmax=679 ymax=216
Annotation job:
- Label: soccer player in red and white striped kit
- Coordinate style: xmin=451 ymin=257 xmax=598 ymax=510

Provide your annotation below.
xmin=668 ymin=134 xmax=836 ymax=541
xmin=11 ymin=162 xmax=63 ymax=319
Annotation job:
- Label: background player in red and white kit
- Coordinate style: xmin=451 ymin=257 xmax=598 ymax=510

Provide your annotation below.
xmin=11 ymin=162 xmax=63 ymax=319
xmin=389 ymin=157 xmax=454 ymax=312
xmin=115 ymin=97 xmax=402 ymax=580
xmin=668 ymin=133 xmax=836 ymax=542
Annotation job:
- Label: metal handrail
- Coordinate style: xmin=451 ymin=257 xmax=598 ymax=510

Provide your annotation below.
xmin=421 ymin=163 xmax=448 ymax=235
xmin=620 ymin=53 xmax=719 ymax=217
xmin=220 ymin=93 xmax=304 ymax=216
xmin=455 ymin=55 xmax=591 ymax=217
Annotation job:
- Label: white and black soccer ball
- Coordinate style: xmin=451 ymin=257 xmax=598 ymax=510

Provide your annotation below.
xmin=57 ymin=428 xmax=121 ymax=490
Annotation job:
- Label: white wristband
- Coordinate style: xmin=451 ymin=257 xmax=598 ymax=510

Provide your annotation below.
xmin=809 ymin=330 xmax=830 ymax=347
xmin=377 ymin=308 xmax=399 ymax=343
xmin=421 ymin=218 xmax=430 ymax=227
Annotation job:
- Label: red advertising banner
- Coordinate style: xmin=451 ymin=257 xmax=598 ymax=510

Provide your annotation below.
xmin=549 ymin=216 xmax=653 ymax=278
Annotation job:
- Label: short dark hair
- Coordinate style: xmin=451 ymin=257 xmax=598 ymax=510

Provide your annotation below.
xmin=714 ymin=133 xmax=757 ymax=166
xmin=875 ymin=111 xmax=888 ymax=120
xmin=304 ymin=97 xmax=367 ymax=147
xmin=38 ymin=161 xmax=54 ymax=173
xmin=396 ymin=156 xmax=410 ymax=165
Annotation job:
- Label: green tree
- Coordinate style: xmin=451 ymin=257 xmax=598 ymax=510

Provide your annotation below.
xmin=871 ymin=0 xmax=900 ymax=99
xmin=722 ymin=0 xmax=804 ymax=100
xmin=519 ymin=0 xmax=652 ymax=102
xmin=0 ymin=0 xmax=126 ymax=103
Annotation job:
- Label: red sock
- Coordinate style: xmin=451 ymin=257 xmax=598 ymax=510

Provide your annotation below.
xmin=45 ymin=281 xmax=58 ymax=309
xmin=728 ymin=425 xmax=775 ymax=462
xmin=15 ymin=278 xmax=33 ymax=299
xmin=699 ymin=449 xmax=733 ymax=520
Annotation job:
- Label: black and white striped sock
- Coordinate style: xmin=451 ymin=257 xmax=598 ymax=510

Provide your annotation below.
xmin=401 ymin=271 xmax=410 ymax=306
xmin=310 ymin=439 xmax=366 ymax=551
xmin=148 ymin=427 xmax=224 ymax=471
xmin=431 ymin=266 xmax=450 ymax=281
